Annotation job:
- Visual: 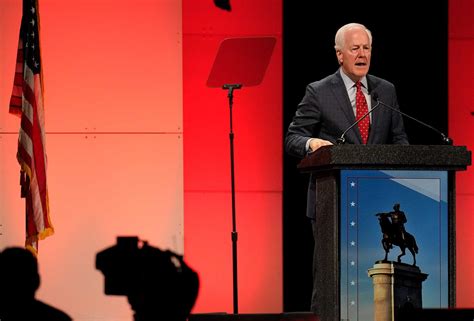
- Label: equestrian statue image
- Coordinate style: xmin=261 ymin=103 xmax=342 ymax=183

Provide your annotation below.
xmin=375 ymin=204 xmax=419 ymax=266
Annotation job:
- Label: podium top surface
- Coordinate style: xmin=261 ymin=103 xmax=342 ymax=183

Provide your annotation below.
xmin=297 ymin=145 xmax=472 ymax=173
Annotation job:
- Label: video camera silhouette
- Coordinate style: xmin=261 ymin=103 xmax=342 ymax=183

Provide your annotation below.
xmin=96 ymin=236 xmax=199 ymax=321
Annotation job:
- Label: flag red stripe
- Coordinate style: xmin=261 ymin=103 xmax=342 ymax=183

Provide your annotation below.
xmin=26 ymin=194 xmax=38 ymax=237
xmin=10 ymin=92 xmax=22 ymax=100
xmin=30 ymin=103 xmax=49 ymax=220
xmin=18 ymin=145 xmax=32 ymax=169
xmin=14 ymin=73 xmax=23 ymax=86
xmin=16 ymin=47 xmax=23 ymax=62
xmin=20 ymin=116 xmax=33 ymax=137
xmin=20 ymin=72 xmax=51 ymax=231
xmin=9 ymin=47 xmax=24 ymax=115
xmin=9 ymin=97 xmax=23 ymax=111
xmin=23 ymin=79 xmax=36 ymax=106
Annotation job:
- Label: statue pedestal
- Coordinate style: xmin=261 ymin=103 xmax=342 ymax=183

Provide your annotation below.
xmin=368 ymin=262 xmax=428 ymax=321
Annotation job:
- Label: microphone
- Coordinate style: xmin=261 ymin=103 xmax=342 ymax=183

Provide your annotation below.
xmin=336 ymin=98 xmax=381 ymax=145
xmin=336 ymin=92 xmax=453 ymax=145
xmin=372 ymin=93 xmax=453 ymax=145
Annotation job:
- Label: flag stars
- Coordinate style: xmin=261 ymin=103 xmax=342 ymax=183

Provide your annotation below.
xmin=350 ymin=280 xmax=356 ymax=286
xmin=30 ymin=19 xmax=35 ymax=26
xmin=350 ymin=201 xmax=356 ymax=207
xmin=31 ymin=6 xmax=35 ymax=14
xmin=350 ymin=181 xmax=356 ymax=187
xmin=350 ymin=241 xmax=356 ymax=246
xmin=350 ymin=261 xmax=355 ymax=266
xmin=350 ymin=301 xmax=356 ymax=306
xmin=350 ymin=221 xmax=356 ymax=227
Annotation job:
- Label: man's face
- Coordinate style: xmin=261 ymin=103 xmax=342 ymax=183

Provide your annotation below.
xmin=337 ymin=28 xmax=371 ymax=82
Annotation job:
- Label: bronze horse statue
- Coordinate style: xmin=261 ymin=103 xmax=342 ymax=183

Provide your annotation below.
xmin=376 ymin=212 xmax=419 ymax=265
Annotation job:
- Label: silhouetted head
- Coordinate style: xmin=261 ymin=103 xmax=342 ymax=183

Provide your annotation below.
xmin=393 ymin=203 xmax=400 ymax=211
xmin=0 ymin=247 xmax=40 ymax=302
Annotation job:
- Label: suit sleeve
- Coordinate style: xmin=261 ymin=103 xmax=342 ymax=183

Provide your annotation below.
xmin=285 ymin=84 xmax=321 ymax=158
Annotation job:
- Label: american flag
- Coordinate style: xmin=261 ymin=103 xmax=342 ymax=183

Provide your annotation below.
xmin=9 ymin=0 xmax=53 ymax=254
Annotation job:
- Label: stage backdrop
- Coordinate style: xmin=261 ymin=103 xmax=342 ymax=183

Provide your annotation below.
xmin=1 ymin=0 xmax=184 ymax=320
xmin=449 ymin=0 xmax=474 ymax=307
xmin=182 ymin=0 xmax=283 ymax=314
xmin=0 ymin=0 xmax=283 ymax=320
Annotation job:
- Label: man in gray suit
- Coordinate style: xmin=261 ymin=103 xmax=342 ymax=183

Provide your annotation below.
xmin=285 ymin=22 xmax=409 ymax=313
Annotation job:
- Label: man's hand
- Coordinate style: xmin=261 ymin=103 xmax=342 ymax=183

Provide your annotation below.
xmin=308 ymin=138 xmax=333 ymax=152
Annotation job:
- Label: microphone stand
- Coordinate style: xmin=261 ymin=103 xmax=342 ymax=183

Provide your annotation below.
xmin=375 ymin=99 xmax=453 ymax=145
xmin=336 ymin=101 xmax=381 ymax=144
xmin=223 ymin=83 xmax=242 ymax=314
xmin=337 ymin=97 xmax=453 ymax=145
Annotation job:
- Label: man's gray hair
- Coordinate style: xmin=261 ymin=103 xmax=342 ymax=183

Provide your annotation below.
xmin=334 ymin=23 xmax=372 ymax=51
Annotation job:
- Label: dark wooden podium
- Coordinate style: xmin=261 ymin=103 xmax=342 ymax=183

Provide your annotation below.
xmin=297 ymin=145 xmax=471 ymax=321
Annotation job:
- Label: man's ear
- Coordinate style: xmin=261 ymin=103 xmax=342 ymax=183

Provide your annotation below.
xmin=336 ymin=50 xmax=343 ymax=65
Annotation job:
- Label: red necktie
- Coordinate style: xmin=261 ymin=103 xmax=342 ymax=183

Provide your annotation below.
xmin=356 ymin=81 xmax=370 ymax=144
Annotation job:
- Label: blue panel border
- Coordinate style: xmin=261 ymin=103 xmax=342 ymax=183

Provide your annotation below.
xmin=340 ymin=170 xmax=448 ymax=321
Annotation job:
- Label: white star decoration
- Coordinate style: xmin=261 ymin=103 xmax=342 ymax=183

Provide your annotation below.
xmin=346 ymin=175 xmax=364 ymax=313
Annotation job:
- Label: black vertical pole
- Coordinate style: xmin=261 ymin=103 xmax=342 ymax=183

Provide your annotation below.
xmin=223 ymin=83 xmax=242 ymax=314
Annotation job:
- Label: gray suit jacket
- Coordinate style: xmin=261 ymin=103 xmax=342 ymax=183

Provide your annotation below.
xmin=285 ymin=71 xmax=409 ymax=218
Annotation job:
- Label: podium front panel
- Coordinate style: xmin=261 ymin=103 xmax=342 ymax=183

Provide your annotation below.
xmin=339 ymin=170 xmax=449 ymax=321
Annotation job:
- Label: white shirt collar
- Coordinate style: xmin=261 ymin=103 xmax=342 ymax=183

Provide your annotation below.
xmin=339 ymin=68 xmax=368 ymax=91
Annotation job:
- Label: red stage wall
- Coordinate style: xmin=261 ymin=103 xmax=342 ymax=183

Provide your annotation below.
xmin=1 ymin=1 xmax=184 ymax=320
xmin=449 ymin=0 xmax=474 ymax=308
xmin=183 ymin=0 xmax=283 ymax=313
